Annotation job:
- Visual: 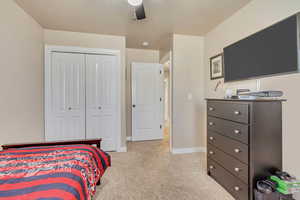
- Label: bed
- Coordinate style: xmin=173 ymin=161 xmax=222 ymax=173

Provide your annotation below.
xmin=0 ymin=139 xmax=111 ymax=200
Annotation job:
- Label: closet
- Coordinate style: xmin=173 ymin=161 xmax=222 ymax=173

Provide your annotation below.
xmin=45 ymin=47 xmax=120 ymax=151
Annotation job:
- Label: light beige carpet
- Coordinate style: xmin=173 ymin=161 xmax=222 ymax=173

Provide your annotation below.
xmin=95 ymin=140 xmax=234 ymax=200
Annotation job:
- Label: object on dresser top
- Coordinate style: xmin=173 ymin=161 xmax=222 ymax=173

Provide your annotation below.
xmin=236 ymin=89 xmax=251 ymax=95
xmin=224 ymin=88 xmax=250 ymax=99
xmin=239 ymin=90 xmax=284 ymax=97
xmin=228 ymin=90 xmax=284 ymax=100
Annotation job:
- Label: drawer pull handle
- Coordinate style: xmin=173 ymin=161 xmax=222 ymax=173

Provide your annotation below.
xmin=209 ymin=165 xmax=214 ymax=170
xmin=209 ymin=137 xmax=214 ymax=141
xmin=208 ymin=107 xmax=214 ymax=111
xmin=234 ymin=129 xmax=240 ymax=134
xmin=234 ymin=167 xmax=240 ymax=172
xmin=234 ymin=111 xmax=240 ymax=115
xmin=209 ymin=151 xmax=214 ymax=155
xmin=234 ymin=148 xmax=241 ymax=153
xmin=234 ymin=186 xmax=240 ymax=191
xmin=208 ymin=122 xmax=214 ymax=126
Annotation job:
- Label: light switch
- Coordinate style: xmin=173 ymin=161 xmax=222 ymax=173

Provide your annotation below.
xmin=187 ymin=93 xmax=193 ymax=100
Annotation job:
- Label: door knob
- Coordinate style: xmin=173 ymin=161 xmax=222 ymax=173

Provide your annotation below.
xmin=98 ymin=106 xmax=102 ymax=110
xmin=133 ymin=105 xmax=136 ymax=108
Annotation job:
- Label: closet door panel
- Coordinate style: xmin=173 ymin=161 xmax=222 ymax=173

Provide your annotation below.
xmin=86 ymin=54 xmax=117 ymax=151
xmin=65 ymin=53 xmax=86 ymax=140
xmin=46 ymin=52 xmax=85 ymax=141
xmin=67 ymin=61 xmax=84 ymax=112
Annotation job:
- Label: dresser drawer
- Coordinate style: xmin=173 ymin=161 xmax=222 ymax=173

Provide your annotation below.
xmin=207 ymin=101 xmax=249 ymax=124
xmin=208 ymin=144 xmax=248 ymax=183
xmin=207 ymin=116 xmax=249 ymax=144
xmin=208 ymin=159 xmax=248 ymax=200
xmin=208 ymin=131 xmax=248 ymax=164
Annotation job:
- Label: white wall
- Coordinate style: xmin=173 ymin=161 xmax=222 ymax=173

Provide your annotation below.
xmin=126 ymin=48 xmax=160 ymax=137
xmin=0 ymin=0 xmax=44 ymax=145
xmin=172 ymin=34 xmax=205 ymax=149
xmin=159 ymin=35 xmax=173 ymax=62
xmin=44 ymin=29 xmax=127 ymax=148
xmin=204 ymin=1 xmax=300 ymax=198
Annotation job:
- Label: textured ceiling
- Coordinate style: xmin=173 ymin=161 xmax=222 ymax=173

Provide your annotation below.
xmin=15 ymin=0 xmax=251 ymax=49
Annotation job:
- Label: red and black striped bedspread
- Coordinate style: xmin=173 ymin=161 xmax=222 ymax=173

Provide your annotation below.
xmin=0 ymin=144 xmax=111 ymax=200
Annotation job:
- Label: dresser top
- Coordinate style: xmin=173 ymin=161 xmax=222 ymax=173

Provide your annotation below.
xmin=206 ymin=98 xmax=287 ymax=102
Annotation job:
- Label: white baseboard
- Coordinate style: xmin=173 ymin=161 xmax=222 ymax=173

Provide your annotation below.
xmin=118 ymin=146 xmax=127 ymax=152
xmin=131 ymin=136 xmax=163 ymax=141
xmin=171 ymin=147 xmax=206 ymax=154
xmin=126 ymin=136 xmax=132 ymax=141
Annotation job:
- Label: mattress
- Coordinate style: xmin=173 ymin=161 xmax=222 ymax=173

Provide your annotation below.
xmin=0 ymin=144 xmax=110 ymax=200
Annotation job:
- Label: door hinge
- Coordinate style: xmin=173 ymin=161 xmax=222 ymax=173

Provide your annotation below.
xmin=160 ymin=97 xmax=162 ymax=102
xmin=160 ymin=70 xmax=162 ymax=74
xmin=160 ymin=125 xmax=162 ymax=129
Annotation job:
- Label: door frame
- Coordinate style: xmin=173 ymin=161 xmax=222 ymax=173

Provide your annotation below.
xmin=44 ymin=45 xmax=123 ymax=152
xmin=160 ymin=51 xmax=173 ymax=152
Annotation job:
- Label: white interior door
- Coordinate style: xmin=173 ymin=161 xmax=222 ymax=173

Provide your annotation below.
xmin=132 ymin=62 xmax=164 ymax=141
xmin=46 ymin=52 xmax=86 ymax=141
xmin=86 ymin=54 xmax=118 ymax=151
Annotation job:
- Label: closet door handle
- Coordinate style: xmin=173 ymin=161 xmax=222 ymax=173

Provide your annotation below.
xmin=98 ymin=106 xmax=102 ymax=110
xmin=68 ymin=107 xmax=72 ymax=111
xmin=133 ymin=105 xmax=136 ymax=108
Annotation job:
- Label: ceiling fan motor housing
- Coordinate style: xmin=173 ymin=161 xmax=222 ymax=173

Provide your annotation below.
xmin=134 ymin=4 xmax=146 ymax=20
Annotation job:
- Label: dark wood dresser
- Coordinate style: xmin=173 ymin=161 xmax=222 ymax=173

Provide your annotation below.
xmin=206 ymin=99 xmax=284 ymax=200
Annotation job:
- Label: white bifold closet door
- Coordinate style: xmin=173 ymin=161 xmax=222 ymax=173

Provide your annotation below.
xmin=85 ymin=54 xmax=118 ymax=151
xmin=46 ymin=52 xmax=118 ymax=151
xmin=46 ymin=52 xmax=86 ymax=141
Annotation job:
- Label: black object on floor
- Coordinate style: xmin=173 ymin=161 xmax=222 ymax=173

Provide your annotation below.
xmin=254 ymin=189 xmax=280 ymax=200
xmin=280 ymin=194 xmax=295 ymax=200
xmin=255 ymin=190 xmax=295 ymax=200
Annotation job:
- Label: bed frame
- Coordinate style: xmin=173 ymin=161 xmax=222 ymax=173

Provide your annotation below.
xmin=1 ymin=139 xmax=103 ymax=185
xmin=2 ymin=139 xmax=102 ymax=150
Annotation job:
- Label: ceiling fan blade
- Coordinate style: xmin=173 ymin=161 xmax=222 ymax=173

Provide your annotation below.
xmin=135 ymin=3 xmax=146 ymax=20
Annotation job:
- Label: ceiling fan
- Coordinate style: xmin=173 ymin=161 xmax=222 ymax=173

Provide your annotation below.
xmin=128 ymin=0 xmax=146 ymax=20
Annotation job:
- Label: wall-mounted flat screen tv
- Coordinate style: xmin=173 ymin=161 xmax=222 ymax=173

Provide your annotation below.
xmin=224 ymin=13 xmax=300 ymax=82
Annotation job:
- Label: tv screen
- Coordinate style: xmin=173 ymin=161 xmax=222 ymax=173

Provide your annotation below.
xmin=224 ymin=14 xmax=299 ymax=82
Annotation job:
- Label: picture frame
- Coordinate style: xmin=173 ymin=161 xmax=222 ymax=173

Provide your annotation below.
xmin=210 ymin=53 xmax=224 ymax=80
